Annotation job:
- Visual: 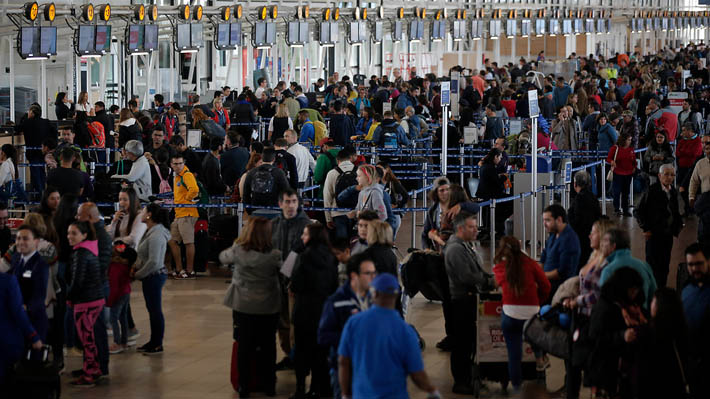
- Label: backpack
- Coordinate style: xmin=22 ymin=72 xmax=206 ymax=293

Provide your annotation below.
xmin=87 ymin=121 xmax=106 ymax=148
xmin=406 ymin=117 xmax=420 ymax=139
xmin=250 ymin=166 xmax=276 ymax=202
xmin=273 ymin=152 xmax=291 ymax=181
xmin=178 ymin=173 xmax=209 ymax=204
xmin=154 ymin=164 xmax=171 ymax=194
xmin=304 ymin=120 xmax=328 ymax=146
xmin=334 ymin=166 xmax=359 ymax=208
xmin=379 ymin=124 xmax=399 ymax=149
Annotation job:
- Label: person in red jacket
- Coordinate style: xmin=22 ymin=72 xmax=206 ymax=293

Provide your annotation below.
xmin=607 ymin=132 xmax=636 ymax=216
xmin=493 ymin=236 xmax=551 ymax=393
xmin=501 ymin=89 xmax=517 ymax=117
xmin=656 ymin=98 xmax=680 ymax=142
xmin=677 ymin=124 xmax=703 ymax=208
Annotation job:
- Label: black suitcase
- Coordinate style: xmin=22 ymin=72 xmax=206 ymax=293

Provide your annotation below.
xmin=208 ymin=215 xmax=239 ymax=261
xmin=8 ymin=346 xmax=61 ymax=399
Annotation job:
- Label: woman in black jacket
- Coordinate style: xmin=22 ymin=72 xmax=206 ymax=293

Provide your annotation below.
xmin=55 ymin=92 xmax=74 ymax=120
xmin=290 ymin=223 xmax=338 ymax=399
xmin=476 ymin=148 xmax=512 ymax=236
xmin=66 ymin=221 xmax=104 ymax=387
xmin=364 ymin=220 xmax=398 ymax=276
xmin=588 ymin=267 xmax=647 ymax=398
xmin=118 ymin=108 xmax=143 ymax=149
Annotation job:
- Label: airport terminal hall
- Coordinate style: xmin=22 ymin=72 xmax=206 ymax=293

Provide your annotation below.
xmin=3 ymin=0 xmax=710 ymax=398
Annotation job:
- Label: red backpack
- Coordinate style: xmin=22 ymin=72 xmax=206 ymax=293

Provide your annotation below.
xmin=87 ymin=121 xmax=106 ymax=148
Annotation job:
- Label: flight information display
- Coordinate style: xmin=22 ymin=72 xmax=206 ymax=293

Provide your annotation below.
xmin=95 ymin=25 xmax=111 ymax=53
xmin=20 ymin=27 xmax=40 ymax=57
xmin=40 ymin=26 xmax=57 ymax=56
xmin=144 ymin=24 xmax=158 ymax=51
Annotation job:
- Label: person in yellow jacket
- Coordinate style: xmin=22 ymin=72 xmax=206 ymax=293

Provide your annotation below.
xmin=168 ymin=153 xmax=199 ymax=279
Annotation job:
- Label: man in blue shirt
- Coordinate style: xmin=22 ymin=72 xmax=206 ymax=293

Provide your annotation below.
xmin=681 ymin=243 xmax=710 ymax=398
xmin=396 ymin=86 xmax=419 ymax=111
xmin=553 ymin=76 xmax=573 ymax=111
xmin=338 ymin=273 xmax=440 ymax=399
xmin=297 ymin=110 xmax=315 ymax=143
xmin=372 ymin=111 xmax=410 ymax=148
xmin=540 ymin=204 xmax=581 ymax=297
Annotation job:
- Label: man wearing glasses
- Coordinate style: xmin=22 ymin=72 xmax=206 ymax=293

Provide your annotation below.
xmin=167 ymin=154 xmax=200 ymax=280
xmin=634 ymin=163 xmax=685 ymax=288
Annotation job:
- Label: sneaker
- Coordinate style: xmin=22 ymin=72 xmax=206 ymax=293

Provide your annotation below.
xmin=136 ymin=343 xmax=152 ymax=352
xmin=178 ymin=270 xmax=189 ymax=279
xmin=70 ymin=375 xmax=96 ymax=387
xmin=126 ymin=339 xmax=137 ymax=347
xmin=128 ymin=328 xmax=140 ymax=341
xmin=170 ymin=270 xmax=180 ymax=279
xmin=142 ymin=346 xmax=163 ymax=355
xmin=109 ymin=344 xmax=125 ymax=354
xmin=186 ymin=271 xmax=196 ymax=279
xmin=71 ymin=368 xmax=84 ymax=378
xmin=451 ymin=383 xmax=475 ymax=395
xmin=436 ymin=336 xmax=453 ymax=352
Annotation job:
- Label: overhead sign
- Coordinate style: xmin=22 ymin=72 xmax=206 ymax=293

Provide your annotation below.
xmin=441 ymin=81 xmax=451 ymax=106
xmin=668 ymin=91 xmax=688 ymax=114
xmin=528 ymin=89 xmax=539 ymax=118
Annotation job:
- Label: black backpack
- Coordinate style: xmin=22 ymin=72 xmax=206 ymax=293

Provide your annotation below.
xmin=334 ymin=166 xmax=359 ymax=208
xmin=273 ymin=152 xmax=291 ymax=181
xmin=250 ymin=166 xmax=276 ymax=203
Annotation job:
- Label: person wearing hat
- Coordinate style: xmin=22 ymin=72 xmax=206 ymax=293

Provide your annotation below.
xmin=444 ymin=211 xmax=495 ymax=395
xmin=337 ymin=273 xmax=441 ymax=399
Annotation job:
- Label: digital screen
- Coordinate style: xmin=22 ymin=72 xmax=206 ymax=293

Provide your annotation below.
xmin=176 ymin=24 xmax=190 ymax=49
xmin=574 ymin=19 xmax=583 ymax=33
xmin=452 ymin=20 xmax=460 ymax=39
xmin=329 ymin=21 xmax=339 ymax=44
xmin=78 ymin=25 xmax=95 ymax=54
xmin=350 ymin=21 xmax=360 ymax=42
xmin=489 ymin=20 xmax=501 ymax=37
xmin=217 ymin=23 xmax=231 ymax=48
xmin=319 ymin=22 xmax=330 ymax=43
xmin=230 ymin=22 xmax=242 ymax=46
xmin=255 ymin=22 xmax=266 ymax=45
xmin=549 ymin=20 xmax=559 ymax=34
xmin=597 ymin=19 xmax=606 ymax=33
xmin=563 ymin=20 xmax=572 ymax=34
xmin=191 ymin=23 xmax=203 ymax=48
xmin=646 ymin=18 xmax=653 ymax=29
xmin=521 ymin=20 xmax=531 ymax=36
xmin=144 ymin=24 xmax=158 ymax=51
xmin=288 ymin=21 xmax=300 ymax=44
xmin=95 ymin=25 xmax=111 ymax=52
xmin=40 ymin=26 xmax=57 ymax=55
xmin=431 ymin=20 xmax=440 ymax=38
xmin=128 ymin=25 xmax=143 ymax=51
xmin=535 ymin=20 xmax=545 ymax=35
xmin=586 ymin=19 xmax=594 ymax=34
xmin=393 ymin=20 xmax=403 ymax=41
xmin=472 ymin=20 xmax=484 ymax=37
xmin=359 ymin=21 xmax=367 ymax=42
xmin=409 ymin=20 xmax=419 ymax=40
xmin=373 ymin=21 xmax=383 ymax=42
xmin=507 ymin=20 xmax=517 ymax=36
xmin=299 ymin=22 xmax=309 ymax=43
xmin=20 ymin=27 xmax=40 ymax=56
xmin=265 ymin=22 xmax=276 ymax=44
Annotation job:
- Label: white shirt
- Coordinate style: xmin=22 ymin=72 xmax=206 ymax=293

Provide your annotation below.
xmin=323 ymin=160 xmax=354 ymax=222
xmin=0 ymin=158 xmax=15 ymax=186
xmin=255 ymin=87 xmax=266 ymax=99
xmin=107 ymin=208 xmax=148 ymax=249
xmin=76 ymin=102 xmax=92 ymax=113
xmin=21 ymin=251 xmax=38 ymax=265
xmin=287 ymin=143 xmax=316 ymax=183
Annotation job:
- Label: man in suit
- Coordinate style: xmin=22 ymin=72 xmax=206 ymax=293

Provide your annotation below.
xmin=18 ymin=104 xmax=56 ymax=194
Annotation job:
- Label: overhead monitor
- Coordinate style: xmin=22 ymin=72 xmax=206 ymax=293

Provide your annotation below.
xmin=409 ymin=19 xmax=422 ymax=41
xmin=144 ymin=24 xmax=158 ymax=52
xmin=646 ymin=18 xmax=653 ymax=30
xmin=77 ymin=25 xmax=96 ymax=55
xmin=176 ymin=23 xmax=192 ymax=51
xmin=585 ymin=19 xmax=595 ymax=34
xmin=372 ymin=20 xmax=383 ymax=43
xmin=319 ymin=21 xmax=330 ymax=44
xmin=266 ymin=22 xmax=276 ymax=44
xmin=40 ymin=26 xmax=57 ymax=56
xmin=95 ymin=25 xmax=111 ymax=53
xmin=562 ymin=19 xmax=572 ymax=35
xmin=329 ymin=21 xmax=339 ymax=44
xmin=453 ymin=20 xmax=466 ymax=41
xmin=431 ymin=20 xmax=443 ymax=40
xmin=216 ymin=23 xmax=232 ymax=49
xmin=506 ymin=20 xmax=517 ymax=37
xmin=574 ymin=19 xmax=583 ymax=34
xmin=549 ymin=19 xmax=560 ymax=35
xmin=489 ymin=20 xmax=501 ymax=38
xmin=191 ymin=23 xmax=204 ymax=48
xmin=19 ymin=27 xmax=40 ymax=58
xmin=654 ymin=17 xmax=661 ymax=30
xmin=521 ymin=19 xmax=531 ymax=36
xmin=253 ymin=21 xmax=275 ymax=47
xmin=230 ymin=22 xmax=242 ymax=46
xmin=535 ymin=19 xmax=545 ymax=35
xmin=392 ymin=20 xmax=403 ymax=42
xmin=127 ymin=25 xmax=144 ymax=53
xmin=349 ymin=21 xmax=362 ymax=43
xmin=597 ymin=19 xmax=606 ymax=33
xmin=471 ymin=20 xmax=484 ymax=39
xmin=299 ymin=21 xmax=309 ymax=43
xmin=359 ymin=21 xmax=367 ymax=42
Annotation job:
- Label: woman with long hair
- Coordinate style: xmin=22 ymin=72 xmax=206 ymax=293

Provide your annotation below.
xmin=607 ymin=132 xmax=636 ymax=216
xmin=375 ymin=163 xmax=409 ymax=239
xmin=132 ymin=203 xmax=171 ymax=355
xmin=66 ymin=220 xmax=103 ymax=387
xmin=427 ymin=184 xmax=475 ymax=251
xmin=493 ymin=236 xmax=551 ymax=392
xmin=423 ymin=177 xmax=451 ymax=249
xmin=118 ymin=108 xmax=142 ymax=149
xmin=211 ymin=98 xmax=231 ymax=130
xmin=235 ymin=152 xmax=262 ymax=202
xmin=107 ymin=187 xmax=147 ymax=248
xmin=55 ymin=92 xmax=74 ymax=120
xmin=364 ymin=220 xmax=397 ymax=276
xmin=36 ymin=186 xmax=60 ymax=239
xmin=353 ymin=164 xmax=387 ymax=221
xmin=268 ymin=103 xmax=293 ymax=141
xmin=643 ymin=128 xmax=675 ymax=185
xmin=75 ymin=91 xmax=93 ymax=116
xmin=220 ymin=217 xmax=282 ymax=397
xmin=477 ymin=148 xmax=513 ymax=236
xmin=290 ymin=222 xmax=338 ymax=399
xmin=0 ymin=143 xmax=18 ymax=187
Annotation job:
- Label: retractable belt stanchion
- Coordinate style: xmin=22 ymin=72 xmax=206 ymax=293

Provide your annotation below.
xmin=520 ymin=194 xmax=526 ymax=250
xmin=411 ymin=194 xmax=417 ymax=250
xmin=531 ymin=117 xmax=538 ymax=258
xmin=442 ymin=105 xmax=449 ymax=175
xmin=237 ymin=202 xmax=244 ymax=234
xmin=601 ymin=160 xmax=607 ymax=216
xmin=459 ymin=144 xmax=465 ymax=186
xmin=490 ymin=199 xmax=496 ymax=263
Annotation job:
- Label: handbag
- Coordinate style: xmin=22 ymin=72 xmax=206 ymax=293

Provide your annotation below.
xmin=606 ymin=146 xmax=619 ymax=182
xmin=523 ymin=308 xmax=571 ymax=359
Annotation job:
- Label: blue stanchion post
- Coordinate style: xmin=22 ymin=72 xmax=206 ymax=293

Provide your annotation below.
xmin=490 ymin=199 xmax=496 ymax=263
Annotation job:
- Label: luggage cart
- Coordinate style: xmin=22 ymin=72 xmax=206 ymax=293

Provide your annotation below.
xmin=473 ymin=292 xmax=541 ymax=398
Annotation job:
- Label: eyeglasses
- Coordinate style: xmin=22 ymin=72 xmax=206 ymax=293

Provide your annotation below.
xmin=361 ymin=271 xmax=377 ymax=276
xmin=688 ymin=261 xmax=706 ymax=267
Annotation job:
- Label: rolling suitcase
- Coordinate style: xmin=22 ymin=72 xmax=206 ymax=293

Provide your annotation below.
xmin=230 ymin=341 xmax=262 ymax=393
xmin=193 ymin=219 xmax=209 ymax=273
xmin=8 ymin=346 xmax=61 ymax=399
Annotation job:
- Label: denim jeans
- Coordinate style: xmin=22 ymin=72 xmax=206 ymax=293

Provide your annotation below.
xmin=110 ymin=294 xmax=130 ymax=345
xmin=612 ymin=173 xmax=632 ymax=212
xmin=332 ymin=215 xmax=351 ymax=240
xmin=501 ymin=313 xmax=526 ymax=390
xmin=391 ymin=214 xmax=402 ymax=240
xmin=142 ymin=273 xmax=167 ymax=348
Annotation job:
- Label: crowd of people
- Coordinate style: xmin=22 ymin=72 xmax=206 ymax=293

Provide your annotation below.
xmin=0 ymin=43 xmax=710 ymax=399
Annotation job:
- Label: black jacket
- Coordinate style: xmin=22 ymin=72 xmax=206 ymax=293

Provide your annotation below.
xmin=200 ymin=153 xmax=226 ymax=195
xmin=568 ymin=188 xmax=601 ymax=266
xmin=118 ymin=123 xmax=142 ymax=149
xmin=275 ymin=149 xmax=299 ymax=189
xmin=230 ymin=102 xmax=257 ymax=122
xmin=476 ymin=163 xmax=506 ymax=200
xmin=19 ymin=116 xmax=56 ymax=159
xmin=55 ymin=102 xmax=73 ymax=120
xmin=67 ymin=245 xmax=104 ymax=304
xmin=634 ymin=182 xmax=684 ymax=236
xmin=242 ymin=164 xmax=291 ymax=210
xmin=220 ymin=146 xmax=250 ymax=187
xmin=587 ymin=293 xmax=630 ymax=393
xmin=328 ymin=114 xmax=355 ymax=147
xmin=94 ymin=220 xmax=112 ymax=283
xmin=290 ymin=242 xmax=338 ymax=326
xmin=364 ymin=244 xmax=398 ymax=276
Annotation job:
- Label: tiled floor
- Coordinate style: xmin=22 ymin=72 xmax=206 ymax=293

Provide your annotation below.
xmin=60 ymin=210 xmax=698 ymax=398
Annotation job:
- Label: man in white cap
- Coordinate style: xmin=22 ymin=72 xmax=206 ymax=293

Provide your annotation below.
xmin=338 ymin=273 xmax=440 ymax=399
